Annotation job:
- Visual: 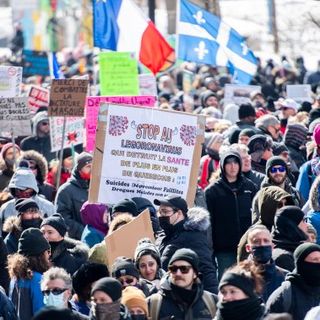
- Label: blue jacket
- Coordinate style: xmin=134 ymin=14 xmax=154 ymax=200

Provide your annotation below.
xmin=81 ymin=225 xmax=105 ymax=248
xmin=296 ymin=161 xmax=315 ymax=203
xmin=307 ymin=174 xmax=320 ymax=244
xmin=0 ymin=287 xmax=18 ymax=320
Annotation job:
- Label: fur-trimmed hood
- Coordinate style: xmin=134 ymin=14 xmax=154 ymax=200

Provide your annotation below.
xmin=3 ymin=216 xmax=21 ymax=234
xmin=51 ymin=237 xmax=89 ymax=261
xmin=184 ymin=206 xmax=210 ymax=232
xmin=310 ymin=175 xmax=320 ymax=211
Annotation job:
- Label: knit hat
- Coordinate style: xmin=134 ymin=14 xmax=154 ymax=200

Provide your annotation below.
xmin=76 ymin=152 xmax=93 ymax=171
xmin=168 ymin=248 xmax=199 ymax=274
xmin=309 ymin=109 xmax=320 ymax=127
xmin=121 ymin=287 xmax=148 ymax=316
xmin=112 ymin=198 xmax=138 ymax=216
xmin=112 ymin=259 xmax=140 ymax=279
xmin=91 ymin=277 xmax=122 ymax=302
xmin=200 ymin=90 xmax=217 ymax=108
xmin=40 ymin=213 xmax=68 ymax=237
xmin=294 ymin=242 xmax=320 ymax=273
xmin=154 ymin=195 xmax=188 ymax=215
xmin=272 ymin=142 xmax=289 ymax=156
xmin=18 ymin=228 xmax=50 ymax=256
xmin=248 ymin=134 xmax=273 ymax=163
xmin=238 ymin=103 xmax=256 ymax=119
xmin=33 ymin=307 xmax=77 ymax=320
xmin=58 ymin=148 xmax=73 ymax=161
xmin=266 ymin=156 xmax=287 ymax=176
xmin=284 ymin=123 xmax=308 ymax=149
xmin=0 ymin=143 xmax=20 ymax=159
xmin=275 ymin=205 xmax=305 ymax=226
xmin=313 ymin=123 xmax=320 ymax=145
xmin=134 ymin=238 xmax=161 ymax=267
xmin=205 ymin=132 xmax=224 ymax=150
xmin=15 ymin=198 xmax=39 ymax=215
xmin=239 ymin=128 xmax=257 ymax=138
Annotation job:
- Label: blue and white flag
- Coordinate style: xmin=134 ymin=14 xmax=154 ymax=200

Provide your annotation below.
xmin=177 ymin=0 xmax=257 ymax=84
xmin=48 ymin=52 xmax=64 ymax=79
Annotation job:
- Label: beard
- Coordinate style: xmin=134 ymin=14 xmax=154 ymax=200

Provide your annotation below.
xmin=270 ymin=174 xmax=286 ymax=186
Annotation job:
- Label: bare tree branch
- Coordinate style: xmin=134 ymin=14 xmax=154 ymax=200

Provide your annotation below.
xmin=308 ymin=12 xmax=320 ymax=28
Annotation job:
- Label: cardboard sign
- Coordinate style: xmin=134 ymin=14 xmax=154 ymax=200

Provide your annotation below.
xmin=105 ymin=209 xmax=154 ymax=268
xmin=89 ymin=104 xmax=205 ymax=207
xmin=0 ymin=97 xmax=31 ymax=136
xmin=287 ymin=84 xmax=312 ymax=103
xmin=48 ymin=79 xmax=89 ymax=117
xmin=85 ymin=96 xmax=157 ymax=152
xmin=0 ymin=66 xmax=22 ymax=98
xmin=49 ymin=116 xmax=84 ymax=152
xmin=224 ymin=84 xmax=261 ymax=106
xmin=22 ymin=50 xmax=50 ymax=78
xmin=139 ymin=74 xmax=157 ymax=96
xmin=28 ymin=85 xmax=49 ymax=113
xmin=99 ymin=52 xmax=139 ymax=96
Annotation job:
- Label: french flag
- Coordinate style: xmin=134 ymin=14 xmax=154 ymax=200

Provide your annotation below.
xmin=93 ymin=0 xmax=174 ymax=74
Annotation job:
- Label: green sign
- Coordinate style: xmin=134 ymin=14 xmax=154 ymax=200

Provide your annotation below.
xmin=99 ymin=52 xmax=139 ymax=96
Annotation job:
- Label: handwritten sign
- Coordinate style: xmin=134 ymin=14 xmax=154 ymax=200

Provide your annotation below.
xmin=49 ymin=79 xmax=89 ymax=117
xmin=28 ymin=85 xmax=49 ymax=113
xmin=287 ymin=84 xmax=312 ymax=103
xmin=99 ymin=52 xmax=139 ymax=96
xmin=139 ymin=74 xmax=157 ymax=96
xmin=22 ymin=50 xmax=50 ymax=78
xmin=0 ymin=66 xmax=22 ymax=98
xmin=224 ymin=84 xmax=261 ymax=106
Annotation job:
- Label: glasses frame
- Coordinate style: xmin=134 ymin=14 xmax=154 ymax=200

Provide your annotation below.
xmin=168 ymin=265 xmax=193 ymax=274
xmin=42 ymin=288 xmax=67 ymax=296
xmin=270 ymin=166 xmax=286 ymax=174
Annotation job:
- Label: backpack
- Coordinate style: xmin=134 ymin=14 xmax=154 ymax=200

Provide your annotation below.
xmin=149 ymin=290 xmax=216 ymax=319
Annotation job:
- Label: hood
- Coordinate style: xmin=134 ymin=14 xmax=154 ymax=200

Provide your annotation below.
xmin=32 ymin=111 xmax=48 ymax=135
xmin=3 ymin=216 xmax=21 ymax=234
xmin=219 ymin=150 xmax=242 ymax=180
xmin=52 ymin=237 xmax=88 ymax=260
xmin=200 ymin=90 xmax=216 ymax=108
xmin=184 ymin=206 xmax=210 ymax=232
xmin=223 ymin=103 xmax=239 ymax=125
xmin=310 ymin=175 xmax=320 ymax=211
xmin=8 ymin=168 xmax=39 ymax=193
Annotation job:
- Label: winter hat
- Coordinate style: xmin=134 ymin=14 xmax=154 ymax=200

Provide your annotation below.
xmin=238 ymin=103 xmax=256 ymax=119
xmin=80 ymin=201 xmax=108 ymax=235
xmin=279 ymin=98 xmax=299 ymax=111
xmin=0 ymin=143 xmax=20 ymax=159
xmin=121 ymin=287 xmax=148 ymax=316
xmin=223 ymin=103 xmax=239 ymax=125
xmin=32 ymin=307 xmax=78 ymax=320
xmin=272 ymin=142 xmax=289 ymax=156
xmin=134 ymin=238 xmax=161 ymax=267
xmin=294 ymin=242 xmax=320 ymax=273
xmin=112 ymin=198 xmax=138 ymax=216
xmin=205 ymin=132 xmax=224 ymax=150
xmin=239 ymin=128 xmax=257 ymax=139
xmin=284 ymin=123 xmax=308 ymax=149
xmin=168 ymin=248 xmax=199 ymax=274
xmin=313 ymin=123 xmax=320 ymax=145
xmin=200 ymin=90 xmax=217 ymax=108
xmin=248 ymin=134 xmax=273 ymax=163
xmin=76 ymin=152 xmax=92 ymax=171
xmin=32 ymin=111 xmax=49 ymax=135
xmin=158 ymin=92 xmax=171 ymax=102
xmin=58 ymin=147 xmax=73 ymax=161
xmin=15 ymin=198 xmax=39 ymax=215
xmin=309 ymin=110 xmax=320 ymax=127
xmin=91 ymin=277 xmax=122 ymax=302
xmin=266 ymin=156 xmax=287 ymax=176
xmin=40 ymin=213 xmax=68 ymax=237
xmin=154 ymin=195 xmax=188 ymax=215
xmin=112 ymin=259 xmax=140 ymax=280
xmin=9 ymin=167 xmax=39 ymax=194
xmin=131 ymin=197 xmax=156 ymax=216
xmin=18 ymin=228 xmax=50 ymax=256
xmin=275 ymin=205 xmax=305 ymax=226
xmin=299 ymin=101 xmax=312 ymax=113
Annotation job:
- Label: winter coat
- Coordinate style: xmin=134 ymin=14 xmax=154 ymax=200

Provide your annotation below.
xmin=0 ymin=159 xmax=14 ymax=192
xmin=55 ymin=169 xmax=90 ymax=239
xmin=266 ymin=272 xmax=320 ymax=320
xmin=3 ymin=216 xmax=21 ymax=254
xmin=81 ymin=225 xmax=105 ymax=248
xmin=0 ymin=287 xmax=18 ymax=320
xmin=205 ymin=151 xmax=257 ymax=254
xmin=156 ymin=207 xmax=218 ymax=294
xmin=51 ymin=237 xmax=89 ymax=275
xmin=307 ymin=175 xmax=320 ymax=244
xmin=296 ymin=160 xmax=316 ymax=203
xmin=0 ymin=237 xmax=9 ymax=294
xmin=147 ymin=275 xmax=217 ymax=320
xmin=287 ymin=146 xmax=306 ymax=172
xmin=243 ymin=170 xmax=265 ymax=189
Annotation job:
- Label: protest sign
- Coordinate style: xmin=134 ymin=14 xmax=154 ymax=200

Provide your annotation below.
xmin=22 ymin=50 xmax=50 ymax=78
xmin=99 ymin=52 xmax=139 ymax=96
xmin=89 ymin=104 xmax=205 ymax=207
xmin=287 ymin=84 xmax=312 ymax=103
xmin=85 ymin=96 xmax=157 ymax=152
xmin=183 ymin=70 xmax=195 ymax=94
xmin=48 ymin=79 xmax=89 ymax=117
xmin=0 ymin=66 xmax=22 ymax=98
xmin=105 ymin=209 xmax=154 ymax=268
xmin=0 ymin=97 xmax=31 ymax=136
xmin=224 ymin=84 xmax=261 ymax=106
xmin=49 ymin=116 xmax=84 ymax=152
xmin=28 ymin=85 xmax=49 ymax=113
xmin=139 ymin=74 xmax=157 ymax=96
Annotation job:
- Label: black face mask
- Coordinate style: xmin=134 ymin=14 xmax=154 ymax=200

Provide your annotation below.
xmin=251 ymin=245 xmax=272 ymax=264
xmin=158 ymin=216 xmax=175 ymax=236
xmin=299 ymin=261 xmax=320 ymax=286
xmin=21 ymin=218 xmax=42 ymax=230
xmin=131 ymin=315 xmax=147 ymax=320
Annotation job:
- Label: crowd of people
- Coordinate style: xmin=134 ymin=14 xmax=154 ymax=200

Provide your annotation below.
xmin=1 ymin=42 xmax=320 ymax=319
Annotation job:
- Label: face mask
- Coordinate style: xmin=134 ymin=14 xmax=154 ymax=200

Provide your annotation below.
xmin=299 ymin=261 xmax=320 ymax=286
xmin=251 ymin=245 xmax=272 ymax=264
xmin=159 ymin=216 xmax=175 ymax=235
xmin=79 ymin=171 xmax=91 ymax=180
xmin=93 ymin=301 xmax=120 ymax=320
xmin=43 ymin=292 xmax=65 ymax=308
xmin=131 ymin=315 xmax=147 ymax=320
xmin=21 ymin=218 xmax=42 ymax=230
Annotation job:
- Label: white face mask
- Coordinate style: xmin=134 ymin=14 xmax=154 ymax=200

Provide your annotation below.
xmin=43 ymin=292 xmax=65 ymax=308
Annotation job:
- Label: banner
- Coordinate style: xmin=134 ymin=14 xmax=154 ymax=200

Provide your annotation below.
xmin=0 ymin=97 xmax=31 ymax=136
xmin=28 ymin=85 xmax=49 ymax=113
xmin=224 ymin=84 xmax=261 ymax=106
xmin=85 ymin=96 xmax=157 ymax=151
xmin=99 ymin=52 xmax=139 ymax=96
xmin=22 ymin=50 xmax=50 ymax=77
xmin=0 ymin=66 xmax=22 ymax=98
xmin=286 ymin=84 xmax=312 ymax=103
xmin=139 ymin=74 xmax=157 ymax=96
xmin=89 ymin=104 xmax=205 ymax=206
xmin=48 ymin=79 xmax=89 ymax=117
xmin=49 ymin=116 xmax=84 ymax=152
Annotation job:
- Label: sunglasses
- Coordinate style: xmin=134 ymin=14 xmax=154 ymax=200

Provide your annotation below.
xmin=168 ymin=265 xmax=192 ymax=274
xmin=41 ymin=122 xmax=49 ymax=126
xmin=119 ymin=277 xmax=135 ymax=285
xmin=42 ymin=288 xmax=67 ymax=296
xmin=270 ymin=166 xmax=286 ymax=173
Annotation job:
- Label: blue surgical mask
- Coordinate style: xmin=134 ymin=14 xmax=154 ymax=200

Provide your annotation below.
xmin=43 ymin=292 xmax=65 ymax=308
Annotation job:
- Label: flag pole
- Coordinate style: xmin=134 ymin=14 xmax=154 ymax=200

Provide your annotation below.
xmin=175 ymin=0 xmax=180 ymax=61
xmin=56 ymin=116 xmax=66 ymax=189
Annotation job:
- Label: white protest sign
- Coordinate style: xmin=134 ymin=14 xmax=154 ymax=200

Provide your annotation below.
xmin=287 ymin=84 xmax=312 ymax=103
xmin=224 ymin=84 xmax=261 ymax=106
xmin=49 ymin=117 xmax=84 ymax=152
xmin=28 ymin=85 xmax=49 ymax=114
xmin=139 ymin=74 xmax=157 ymax=96
xmin=0 ymin=66 xmax=22 ymax=98
xmin=0 ymin=97 xmax=31 ymax=136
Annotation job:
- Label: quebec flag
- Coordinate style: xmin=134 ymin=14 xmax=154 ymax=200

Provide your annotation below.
xmin=178 ymin=0 xmax=257 ymax=84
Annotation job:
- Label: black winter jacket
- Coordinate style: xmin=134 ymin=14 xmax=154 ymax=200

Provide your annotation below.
xmin=243 ymin=170 xmax=265 ymax=189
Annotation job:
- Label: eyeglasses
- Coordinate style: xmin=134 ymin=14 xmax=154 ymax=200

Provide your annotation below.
xmin=168 ymin=265 xmax=192 ymax=274
xmin=42 ymin=288 xmax=67 ymax=296
xmin=270 ymin=166 xmax=286 ymax=173
xmin=40 ymin=122 xmax=49 ymax=126
xmin=158 ymin=209 xmax=176 ymax=217
xmin=118 ymin=277 xmax=135 ymax=285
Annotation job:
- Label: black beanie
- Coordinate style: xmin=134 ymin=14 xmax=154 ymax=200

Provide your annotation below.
xmin=58 ymin=148 xmax=73 ymax=161
xmin=91 ymin=277 xmax=122 ymax=301
xmin=238 ymin=103 xmax=256 ymax=119
xmin=294 ymin=242 xmax=320 ymax=273
xmin=112 ymin=199 xmax=138 ymax=216
xmin=76 ymin=152 xmax=93 ymax=171
xmin=272 ymin=142 xmax=289 ymax=156
xmin=112 ymin=259 xmax=140 ymax=279
xmin=239 ymin=128 xmax=257 ymax=138
xmin=266 ymin=156 xmax=287 ymax=175
xmin=168 ymin=248 xmax=199 ymax=273
xmin=40 ymin=213 xmax=68 ymax=237
xmin=275 ymin=205 xmax=305 ymax=226
xmin=15 ymin=198 xmax=39 ymax=215
xmin=18 ymin=228 xmax=50 ymax=256
xmin=33 ymin=307 xmax=78 ymax=320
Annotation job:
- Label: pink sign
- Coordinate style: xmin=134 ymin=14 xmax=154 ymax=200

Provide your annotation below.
xmin=85 ymin=96 xmax=156 ymax=151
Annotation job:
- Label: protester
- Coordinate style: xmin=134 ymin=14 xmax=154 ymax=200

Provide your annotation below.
xmin=121 ymin=287 xmax=148 ymax=320
xmin=238 ymin=128 xmax=257 ymax=145
xmin=307 ymin=175 xmax=320 ymax=243
xmin=111 ymin=198 xmax=138 ymax=218
xmin=255 ymin=115 xmax=282 ymax=142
